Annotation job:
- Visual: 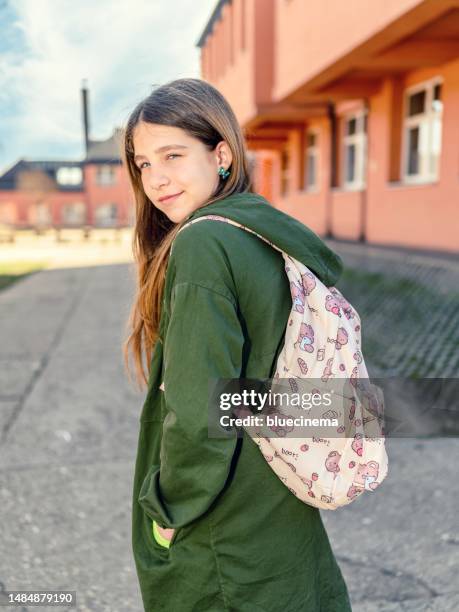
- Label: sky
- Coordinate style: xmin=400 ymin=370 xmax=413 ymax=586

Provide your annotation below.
xmin=0 ymin=0 xmax=217 ymax=173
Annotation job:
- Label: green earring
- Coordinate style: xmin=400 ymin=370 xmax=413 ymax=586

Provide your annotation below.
xmin=218 ymin=166 xmax=230 ymax=179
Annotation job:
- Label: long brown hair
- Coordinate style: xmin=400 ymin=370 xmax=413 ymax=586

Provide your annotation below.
xmin=122 ymin=78 xmax=253 ymax=390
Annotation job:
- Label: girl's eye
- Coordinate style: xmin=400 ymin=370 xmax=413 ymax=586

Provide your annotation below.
xmin=138 ymin=154 xmax=181 ymax=170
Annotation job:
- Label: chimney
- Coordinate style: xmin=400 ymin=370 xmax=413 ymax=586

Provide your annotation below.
xmin=81 ymin=79 xmax=90 ymax=156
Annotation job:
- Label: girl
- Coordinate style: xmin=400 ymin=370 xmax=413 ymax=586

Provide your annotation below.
xmin=123 ymin=78 xmax=352 ymax=611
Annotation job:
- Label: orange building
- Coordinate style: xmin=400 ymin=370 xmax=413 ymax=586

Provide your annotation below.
xmin=197 ymin=0 xmax=459 ymax=253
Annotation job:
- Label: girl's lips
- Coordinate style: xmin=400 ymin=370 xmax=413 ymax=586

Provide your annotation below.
xmin=159 ymin=191 xmax=183 ymax=203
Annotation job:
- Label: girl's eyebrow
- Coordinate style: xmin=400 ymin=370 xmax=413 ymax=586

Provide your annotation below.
xmin=134 ymin=144 xmax=188 ymax=162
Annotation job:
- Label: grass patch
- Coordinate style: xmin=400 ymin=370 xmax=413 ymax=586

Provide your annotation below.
xmin=0 ymin=261 xmax=48 ymax=291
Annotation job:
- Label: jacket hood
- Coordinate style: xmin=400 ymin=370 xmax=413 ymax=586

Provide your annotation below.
xmin=183 ymin=192 xmax=343 ymax=286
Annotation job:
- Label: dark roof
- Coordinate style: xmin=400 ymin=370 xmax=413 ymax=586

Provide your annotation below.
xmin=0 ymin=125 xmax=125 ymax=191
xmin=196 ymin=0 xmax=229 ymax=48
xmin=86 ymin=127 xmax=124 ymax=163
xmin=0 ymin=159 xmax=85 ymax=192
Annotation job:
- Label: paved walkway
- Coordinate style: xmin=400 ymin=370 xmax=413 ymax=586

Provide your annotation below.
xmin=0 ymin=263 xmax=144 ymax=611
xmin=0 ymin=240 xmax=457 ymax=611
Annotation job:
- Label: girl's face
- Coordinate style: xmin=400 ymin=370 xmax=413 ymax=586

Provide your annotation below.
xmin=132 ymin=121 xmax=232 ymax=223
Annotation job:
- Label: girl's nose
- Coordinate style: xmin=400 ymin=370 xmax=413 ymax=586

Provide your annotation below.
xmin=148 ymin=170 xmax=170 ymax=191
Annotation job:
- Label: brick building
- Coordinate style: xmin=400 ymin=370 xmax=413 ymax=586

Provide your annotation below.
xmin=0 ymin=86 xmax=132 ymax=229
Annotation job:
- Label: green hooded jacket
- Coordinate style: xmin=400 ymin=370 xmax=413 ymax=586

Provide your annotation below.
xmin=132 ymin=192 xmax=352 ymax=611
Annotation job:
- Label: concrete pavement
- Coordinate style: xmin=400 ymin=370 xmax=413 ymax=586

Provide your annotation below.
xmin=0 ymin=263 xmax=144 ymax=611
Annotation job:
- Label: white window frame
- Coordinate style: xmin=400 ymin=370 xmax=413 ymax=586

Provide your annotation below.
xmin=96 ymin=165 xmax=117 ymax=187
xmin=304 ymin=129 xmax=320 ymax=191
xmin=32 ymin=201 xmax=52 ymax=226
xmin=95 ymin=202 xmax=118 ymax=227
xmin=62 ymin=202 xmax=86 ymax=226
xmin=342 ymin=111 xmax=367 ymax=191
xmin=402 ymin=77 xmax=443 ymax=185
xmin=56 ymin=166 xmax=82 ymax=186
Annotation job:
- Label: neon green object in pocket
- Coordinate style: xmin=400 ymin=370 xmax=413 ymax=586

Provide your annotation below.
xmin=152 ymin=520 xmax=174 ymax=549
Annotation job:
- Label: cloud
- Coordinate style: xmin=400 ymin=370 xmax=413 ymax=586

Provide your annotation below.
xmin=0 ymin=0 xmax=216 ymax=170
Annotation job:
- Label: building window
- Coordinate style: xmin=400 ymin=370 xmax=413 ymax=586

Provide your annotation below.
xmin=62 ymin=202 xmax=86 ymax=226
xmin=343 ymin=111 xmax=367 ymax=190
xmin=304 ymin=131 xmax=319 ymax=190
xmin=96 ymin=165 xmax=117 ymax=186
xmin=29 ymin=202 xmax=52 ymax=227
xmin=280 ymin=149 xmax=290 ymax=196
xmin=56 ymin=166 xmax=82 ymax=186
xmin=0 ymin=202 xmax=17 ymax=225
xmin=403 ymin=78 xmax=443 ymax=183
xmin=95 ymin=203 xmax=118 ymax=227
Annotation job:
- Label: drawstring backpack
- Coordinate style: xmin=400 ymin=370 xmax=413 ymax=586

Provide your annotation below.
xmin=172 ymin=214 xmax=388 ymax=510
